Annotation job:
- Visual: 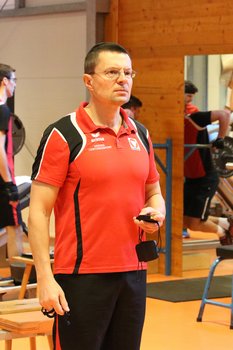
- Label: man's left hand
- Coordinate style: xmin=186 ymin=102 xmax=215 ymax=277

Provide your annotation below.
xmin=212 ymin=137 xmax=224 ymax=149
xmin=133 ymin=207 xmax=165 ymax=234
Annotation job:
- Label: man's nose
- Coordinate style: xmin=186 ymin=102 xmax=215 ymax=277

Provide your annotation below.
xmin=117 ymin=71 xmax=128 ymax=82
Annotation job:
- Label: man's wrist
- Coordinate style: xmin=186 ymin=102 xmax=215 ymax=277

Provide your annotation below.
xmin=4 ymin=181 xmax=14 ymax=186
xmin=4 ymin=181 xmax=19 ymax=201
xmin=212 ymin=137 xmax=224 ymax=149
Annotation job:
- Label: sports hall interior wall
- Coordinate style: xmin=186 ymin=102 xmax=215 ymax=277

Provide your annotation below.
xmin=0 ymin=1 xmax=108 ymax=178
xmin=1 ymin=1 xmax=233 ymax=276
xmin=0 ymin=0 xmax=108 ymax=240
xmin=0 ymin=10 xmax=87 ymax=175
xmin=104 ymin=0 xmax=233 ymax=275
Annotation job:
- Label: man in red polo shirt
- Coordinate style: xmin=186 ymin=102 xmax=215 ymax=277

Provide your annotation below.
xmin=28 ymin=42 xmax=165 ymax=350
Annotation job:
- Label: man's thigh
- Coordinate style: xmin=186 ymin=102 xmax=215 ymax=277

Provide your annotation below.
xmin=54 ymin=271 xmax=146 ymax=350
xmin=184 ymin=176 xmax=218 ymax=219
xmin=184 ymin=180 xmax=207 ymax=218
xmin=101 ymin=270 xmax=146 ymax=350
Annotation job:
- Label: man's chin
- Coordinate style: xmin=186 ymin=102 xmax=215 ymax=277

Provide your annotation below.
xmin=113 ymin=96 xmax=129 ymax=105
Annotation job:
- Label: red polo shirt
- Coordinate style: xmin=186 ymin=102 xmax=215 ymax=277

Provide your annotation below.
xmin=32 ymin=103 xmax=159 ymax=274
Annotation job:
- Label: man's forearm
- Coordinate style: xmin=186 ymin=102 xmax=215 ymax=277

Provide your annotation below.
xmin=28 ymin=214 xmax=53 ymax=281
xmin=145 ymin=193 xmax=166 ymax=216
xmin=211 ymin=110 xmax=230 ymax=138
xmin=0 ymin=151 xmax=12 ymax=181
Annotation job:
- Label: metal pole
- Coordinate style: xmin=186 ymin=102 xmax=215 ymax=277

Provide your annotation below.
xmin=153 ymin=139 xmax=172 ymax=275
xmin=165 ymin=139 xmax=172 ymax=275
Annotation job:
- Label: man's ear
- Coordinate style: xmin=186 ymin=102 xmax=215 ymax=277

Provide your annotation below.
xmin=83 ymin=74 xmax=93 ymax=91
xmin=2 ymin=77 xmax=8 ymax=86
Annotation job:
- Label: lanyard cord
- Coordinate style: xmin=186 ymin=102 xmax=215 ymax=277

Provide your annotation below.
xmin=138 ymin=227 xmax=144 ymax=242
xmin=138 ymin=222 xmax=161 ymax=247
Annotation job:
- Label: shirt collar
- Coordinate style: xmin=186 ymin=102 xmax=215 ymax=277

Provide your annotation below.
xmin=75 ymin=102 xmax=137 ymax=135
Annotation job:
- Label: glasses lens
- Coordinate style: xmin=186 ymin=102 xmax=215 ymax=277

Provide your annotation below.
xmin=131 ymin=70 xmax=136 ymax=79
xmin=91 ymin=69 xmax=136 ymax=80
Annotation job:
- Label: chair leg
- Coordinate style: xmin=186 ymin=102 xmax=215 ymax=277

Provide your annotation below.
xmin=197 ymin=257 xmax=223 ymax=322
xmin=5 ymin=339 xmax=12 ymax=350
xmin=30 ymin=336 xmax=36 ymax=350
xmin=47 ymin=334 xmax=53 ymax=350
xmin=231 ymin=275 xmax=233 ymax=329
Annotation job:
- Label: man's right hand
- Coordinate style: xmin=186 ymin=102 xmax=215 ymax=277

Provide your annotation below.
xmin=38 ymin=277 xmax=70 ymax=316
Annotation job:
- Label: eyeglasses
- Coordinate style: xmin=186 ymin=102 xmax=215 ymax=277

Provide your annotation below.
xmin=10 ymin=77 xmax=17 ymax=83
xmin=5 ymin=76 xmax=17 ymax=83
xmin=90 ymin=68 xmax=136 ymax=80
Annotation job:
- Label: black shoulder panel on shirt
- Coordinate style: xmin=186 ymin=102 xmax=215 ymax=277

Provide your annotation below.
xmin=53 ymin=115 xmax=83 ymax=163
xmin=31 ymin=114 xmax=83 ymax=180
xmin=50 ymin=115 xmax=83 ymax=164
xmin=133 ymin=119 xmax=150 ymax=154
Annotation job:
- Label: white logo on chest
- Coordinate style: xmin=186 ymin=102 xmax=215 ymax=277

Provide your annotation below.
xmin=128 ymin=138 xmax=140 ymax=151
xmin=91 ymin=132 xmax=100 ymax=138
xmin=91 ymin=132 xmax=104 ymax=143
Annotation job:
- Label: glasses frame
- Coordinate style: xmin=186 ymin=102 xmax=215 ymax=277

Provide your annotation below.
xmin=9 ymin=77 xmax=17 ymax=83
xmin=5 ymin=76 xmax=17 ymax=83
xmin=89 ymin=68 xmax=136 ymax=81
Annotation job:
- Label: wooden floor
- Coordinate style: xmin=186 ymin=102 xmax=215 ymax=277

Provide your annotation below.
xmin=0 ymin=233 xmax=232 ymax=350
xmin=144 ymin=268 xmax=233 ymax=350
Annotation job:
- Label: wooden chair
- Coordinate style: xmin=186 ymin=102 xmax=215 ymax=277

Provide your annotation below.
xmin=0 ymin=310 xmax=53 ymax=350
xmin=0 ymin=256 xmax=54 ymax=348
xmin=197 ymin=245 xmax=233 ymax=329
xmin=0 ymin=284 xmax=37 ymax=302
xmin=0 ymin=329 xmax=39 ymax=350
xmin=0 ymin=299 xmax=53 ymax=349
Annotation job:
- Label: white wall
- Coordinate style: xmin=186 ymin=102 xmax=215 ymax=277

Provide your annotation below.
xmin=0 ymin=0 xmax=14 ymax=10
xmin=0 ymin=11 xmax=87 ymax=176
xmin=26 ymin=0 xmax=83 ymax=6
xmin=185 ymin=54 xmax=230 ymax=111
xmin=207 ymin=55 xmax=223 ymax=110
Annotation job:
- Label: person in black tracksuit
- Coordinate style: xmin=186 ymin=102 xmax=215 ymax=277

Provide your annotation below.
xmin=184 ymin=81 xmax=232 ymax=244
xmin=0 ymin=63 xmax=23 ymax=259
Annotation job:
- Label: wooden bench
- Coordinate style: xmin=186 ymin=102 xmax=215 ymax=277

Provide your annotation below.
xmin=0 ymin=298 xmax=41 ymax=315
xmin=0 ymin=299 xmax=53 ymax=350
xmin=0 ymin=311 xmax=53 ymax=350
xmin=0 ymin=283 xmax=37 ymax=301
xmin=0 ymin=329 xmax=39 ymax=350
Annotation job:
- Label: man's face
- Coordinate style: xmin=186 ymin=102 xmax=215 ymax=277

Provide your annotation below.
xmin=184 ymin=93 xmax=195 ymax=106
xmin=84 ymin=51 xmax=133 ymax=106
xmin=6 ymin=72 xmax=17 ymax=98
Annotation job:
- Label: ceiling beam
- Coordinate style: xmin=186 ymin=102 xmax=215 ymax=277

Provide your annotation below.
xmin=0 ymin=1 xmax=109 ymax=18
